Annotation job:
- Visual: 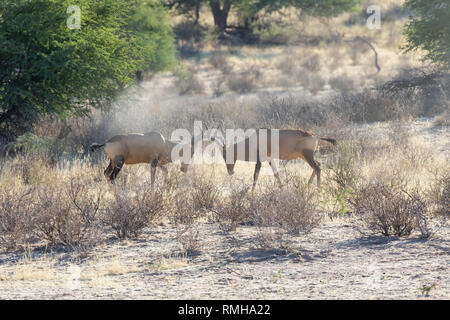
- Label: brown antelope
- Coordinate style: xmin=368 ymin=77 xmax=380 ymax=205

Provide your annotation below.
xmin=217 ymin=129 xmax=336 ymax=190
xmin=90 ymin=132 xmax=196 ymax=186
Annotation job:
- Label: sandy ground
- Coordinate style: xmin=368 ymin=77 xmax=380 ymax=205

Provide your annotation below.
xmin=0 ymin=218 xmax=448 ymax=300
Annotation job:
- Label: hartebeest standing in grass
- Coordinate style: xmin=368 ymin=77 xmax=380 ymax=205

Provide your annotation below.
xmin=217 ymin=129 xmax=336 ymax=190
xmin=89 ymin=132 xmax=196 ymax=187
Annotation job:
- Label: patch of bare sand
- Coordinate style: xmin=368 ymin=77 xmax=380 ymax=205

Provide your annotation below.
xmin=0 ymin=220 xmax=448 ymax=299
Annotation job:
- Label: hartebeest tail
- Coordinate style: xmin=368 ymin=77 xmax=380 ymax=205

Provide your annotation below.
xmin=218 ymin=129 xmax=336 ymax=190
xmin=320 ymin=138 xmax=337 ymax=146
xmin=89 ymin=143 xmax=105 ymax=152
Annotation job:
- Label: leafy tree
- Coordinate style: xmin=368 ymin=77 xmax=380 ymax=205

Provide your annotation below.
xmin=128 ymin=0 xmax=176 ymax=79
xmin=213 ymin=0 xmax=361 ymax=33
xmin=169 ymin=0 xmax=204 ymax=24
xmin=169 ymin=0 xmax=360 ymax=34
xmin=403 ymin=0 xmax=450 ymax=68
xmin=0 ymin=0 xmax=175 ymax=140
xmin=255 ymin=0 xmax=361 ymax=16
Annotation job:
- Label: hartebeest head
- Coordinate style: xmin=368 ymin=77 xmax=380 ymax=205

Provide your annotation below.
xmin=222 ymin=144 xmax=236 ymax=175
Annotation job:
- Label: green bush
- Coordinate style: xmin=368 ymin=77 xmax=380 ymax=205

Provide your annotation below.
xmin=325 ymin=141 xmax=362 ymax=215
xmin=6 ymin=133 xmax=70 ymax=160
xmin=403 ymin=0 xmax=450 ymax=68
xmin=254 ymin=22 xmax=297 ymax=45
xmin=128 ymin=1 xmax=176 ymax=74
xmin=0 ymin=0 xmax=175 ymax=140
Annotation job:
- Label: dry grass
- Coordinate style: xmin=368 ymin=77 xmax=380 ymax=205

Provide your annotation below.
xmin=430 ymin=171 xmax=450 ymax=218
xmin=81 ymin=254 xmax=141 ymax=280
xmin=4 ymin=251 xmax=60 ymax=282
xmin=148 ymin=255 xmax=189 ymax=272
xmin=176 ymin=226 xmax=204 ymax=256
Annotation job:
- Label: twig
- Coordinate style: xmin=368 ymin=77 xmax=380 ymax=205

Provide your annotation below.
xmin=345 ymin=36 xmax=381 ymax=73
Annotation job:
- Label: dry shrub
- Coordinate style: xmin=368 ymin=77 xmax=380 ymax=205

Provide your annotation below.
xmin=430 ymin=172 xmax=450 ymax=218
xmin=103 ymin=181 xmax=164 ymax=239
xmin=173 ymin=21 xmax=207 ymax=58
xmin=162 ymin=165 xmax=185 ymax=196
xmin=383 ymin=68 xmax=449 ymax=118
xmin=176 ymin=225 xmax=204 ymax=256
xmin=254 ymin=22 xmax=297 ymax=45
xmin=174 ymin=65 xmax=204 ymax=95
xmin=11 ymin=156 xmax=49 ymax=185
xmin=302 ymin=54 xmax=321 ymax=72
xmin=0 ymin=174 xmax=103 ymax=251
xmin=211 ymin=78 xmax=227 ymax=97
xmin=213 ymin=182 xmax=252 ymax=232
xmin=190 ymin=172 xmax=222 ymax=212
xmin=387 ymin=121 xmax=410 ymax=148
xmin=329 ymin=89 xmax=415 ymax=123
xmin=226 ymin=66 xmax=260 ymax=93
xmin=257 ymin=96 xmax=327 ymax=129
xmin=437 ymin=175 xmax=449 ymax=217
xmin=387 ymin=123 xmax=431 ymax=170
xmin=325 ymin=141 xmax=362 ymax=215
xmin=0 ymin=185 xmax=36 ymax=250
xmin=276 ymin=54 xmax=299 ymax=79
xmin=329 ymin=76 xmax=355 ymax=92
xmin=297 ymin=71 xmax=311 ymax=89
xmin=35 ymin=178 xmax=102 ymax=247
xmin=400 ymin=144 xmax=430 ymax=171
xmin=251 ymin=185 xmax=321 ymax=250
xmin=174 ymin=21 xmax=206 ymax=44
xmin=254 ymin=186 xmax=320 ymax=236
xmin=170 ymin=172 xmax=221 ymax=225
xmin=170 ymin=187 xmax=201 ymax=225
xmin=308 ymin=74 xmax=326 ymax=95
xmin=254 ymin=225 xmax=293 ymax=252
xmin=433 ymin=112 xmax=449 ymax=127
xmin=209 ymin=51 xmax=231 ymax=74
xmin=351 ymin=176 xmax=430 ymax=237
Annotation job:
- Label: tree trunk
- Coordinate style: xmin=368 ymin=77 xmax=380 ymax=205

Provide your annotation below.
xmin=209 ymin=0 xmax=231 ymax=33
xmin=194 ymin=2 xmax=200 ymax=24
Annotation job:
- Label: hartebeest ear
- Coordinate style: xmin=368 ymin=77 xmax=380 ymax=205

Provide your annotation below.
xmin=213 ymin=135 xmax=225 ymax=147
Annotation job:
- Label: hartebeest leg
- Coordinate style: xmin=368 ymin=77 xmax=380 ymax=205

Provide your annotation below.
xmin=151 ymin=167 xmax=156 ymax=190
xmin=151 ymin=158 xmax=159 ymax=190
xmin=270 ymin=160 xmax=282 ymax=188
xmin=104 ymin=160 xmax=113 ymax=181
xmin=252 ymin=160 xmax=262 ymax=191
xmin=302 ymin=149 xmax=321 ymax=188
xmin=308 ymin=171 xmax=316 ymax=185
xmin=110 ymin=155 xmax=125 ymax=183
